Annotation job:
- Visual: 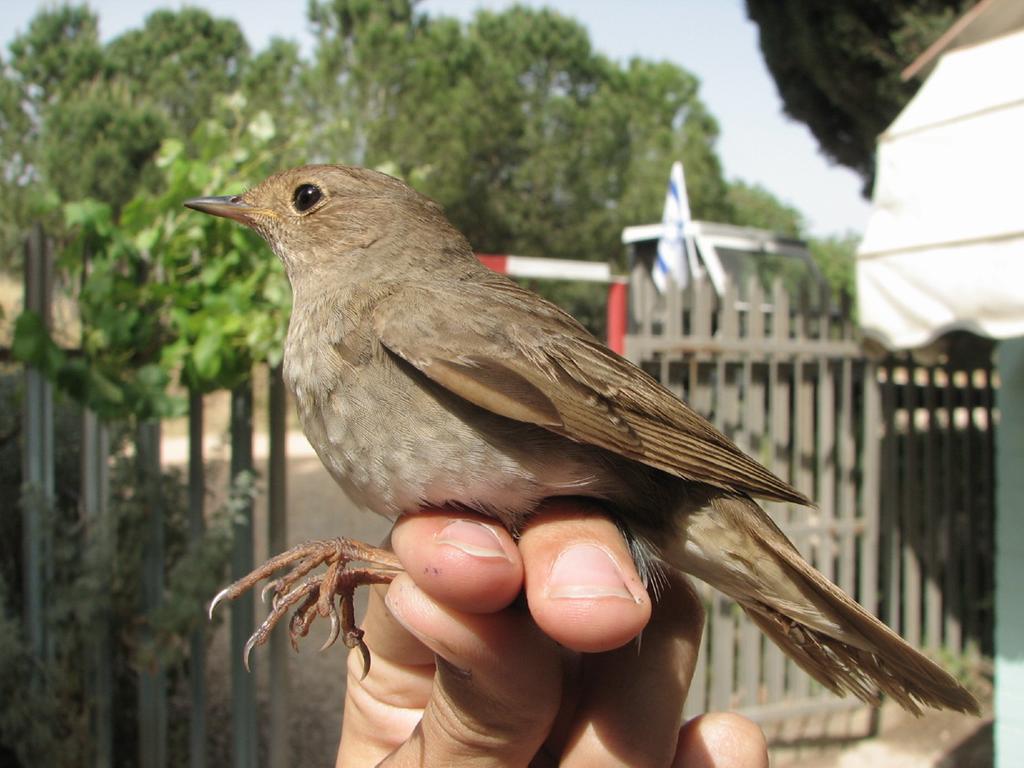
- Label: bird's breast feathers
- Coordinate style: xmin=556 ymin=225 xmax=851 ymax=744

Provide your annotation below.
xmin=288 ymin=341 xmax=607 ymax=522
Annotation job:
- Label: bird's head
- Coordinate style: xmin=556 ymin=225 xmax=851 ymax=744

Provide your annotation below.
xmin=185 ymin=164 xmax=456 ymax=281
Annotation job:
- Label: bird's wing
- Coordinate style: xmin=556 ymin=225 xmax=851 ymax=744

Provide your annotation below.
xmin=372 ymin=276 xmax=809 ymax=505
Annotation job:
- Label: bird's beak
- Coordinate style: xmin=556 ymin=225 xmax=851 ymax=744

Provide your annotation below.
xmin=184 ymin=195 xmax=260 ymax=226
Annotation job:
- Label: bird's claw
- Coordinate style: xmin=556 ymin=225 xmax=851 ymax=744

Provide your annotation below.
xmin=349 ymin=629 xmax=372 ymax=680
xmin=320 ymin=606 xmax=341 ymax=652
xmin=208 ymin=538 xmax=401 ymax=672
xmin=209 ymin=585 xmax=232 ymax=620
xmin=243 ymin=635 xmax=258 ymax=673
xmin=261 ymin=579 xmax=281 ymax=606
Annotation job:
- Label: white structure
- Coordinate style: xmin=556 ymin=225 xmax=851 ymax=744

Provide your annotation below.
xmin=856 ymin=1 xmax=1024 ymax=763
xmin=858 ymin=21 xmax=1024 ymax=348
xmin=623 ymin=219 xmax=817 ymax=300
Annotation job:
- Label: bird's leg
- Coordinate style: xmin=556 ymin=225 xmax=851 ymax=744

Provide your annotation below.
xmin=209 ymin=538 xmax=403 ymax=674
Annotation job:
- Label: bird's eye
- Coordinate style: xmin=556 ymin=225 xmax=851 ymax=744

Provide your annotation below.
xmin=292 ymin=184 xmax=322 ymax=213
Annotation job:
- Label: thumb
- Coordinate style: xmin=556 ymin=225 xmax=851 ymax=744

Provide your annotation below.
xmin=378 ymin=573 xmax=562 ymax=767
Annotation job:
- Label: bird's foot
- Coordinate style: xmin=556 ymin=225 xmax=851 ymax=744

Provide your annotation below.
xmin=209 ymin=538 xmax=402 ymax=675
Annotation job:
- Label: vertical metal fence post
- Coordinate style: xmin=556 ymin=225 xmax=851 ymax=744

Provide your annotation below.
xmin=82 ymin=409 xmax=112 ymax=767
xmin=860 ymin=361 xmax=881 ymax=617
xmin=137 ymin=419 xmax=167 ymax=768
xmin=21 ymin=223 xmax=53 ymax=678
xmin=188 ymin=390 xmax=207 ymax=768
xmin=268 ymin=365 xmax=289 ymax=767
xmin=230 ymin=382 xmax=257 ymax=768
xmin=995 ymin=338 xmax=1024 ymax=765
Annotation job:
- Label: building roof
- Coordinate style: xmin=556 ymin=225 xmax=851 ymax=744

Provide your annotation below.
xmin=903 ymin=0 xmax=1024 ymax=80
xmin=858 ymin=24 xmax=1024 ymax=348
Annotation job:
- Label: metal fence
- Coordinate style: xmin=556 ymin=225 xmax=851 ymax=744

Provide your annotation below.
xmin=7 ymin=231 xmax=286 ymax=767
xmin=625 ymin=262 xmax=995 ymax=723
xmin=876 ymin=354 xmax=996 ymax=658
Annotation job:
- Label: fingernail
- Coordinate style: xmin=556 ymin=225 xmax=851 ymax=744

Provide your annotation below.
xmin=436 ymin=519 xmax=510 ymax=560
xmin=547 ymin=544 xmax=639 ymax=601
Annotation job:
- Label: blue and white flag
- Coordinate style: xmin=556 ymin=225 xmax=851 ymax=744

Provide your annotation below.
xmin=653 ymin=161 xmax=693 ymax=292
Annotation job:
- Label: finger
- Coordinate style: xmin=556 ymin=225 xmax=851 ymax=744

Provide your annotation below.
xmin=337 ymin=584 xmax=436 ymax=767
xmin=380 ymin=573 xmax=563 ymax=767
xmin=338 ymin=507 xmax=534 ymax=765
xmin=518 ymin=499 xmax=651 ymax=652
xmin=391 ymin=509 xmax=523 ymax=613
xmin=558 ymin=568 xmax=704 ymax=766
xmin=673 ymin=713 xmax=769 ymax=768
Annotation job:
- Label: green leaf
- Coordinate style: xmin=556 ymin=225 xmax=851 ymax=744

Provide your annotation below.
xmin=136 ymin=363 xmax=169 ymax=390
xmin=64 ymin=199 xmax=111 ymax=231
xmin=12 ymin=311 xmax=65 ymax=376
xmin=156 ymin=138 xmax=185 ymax=168
xmin=192 ymin=329 xmax=223 ymax=382
xmin=86 ymin=367 xmax=126 ymax=407
xmin=188 ymin=163 xmax=212 ymax=190
xmin=34 ymin=187 xmax=62 ymax=217
xmin=134 ymin=226 xmax=160 ymax=253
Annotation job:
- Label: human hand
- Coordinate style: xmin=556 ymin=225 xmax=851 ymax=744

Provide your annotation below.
xmin=337 ymin=499 xmax=768 ymax=767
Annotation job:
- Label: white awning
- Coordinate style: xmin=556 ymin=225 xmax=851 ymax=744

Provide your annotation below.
xmin=857 ymin=26 xmax=1024 ymax=349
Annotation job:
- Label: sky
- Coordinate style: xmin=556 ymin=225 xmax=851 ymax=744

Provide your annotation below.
xmin=2 ymin=0 xmax=874 ymax=237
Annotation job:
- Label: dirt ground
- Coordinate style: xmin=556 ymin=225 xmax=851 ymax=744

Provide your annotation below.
xmin=164 ymin=394 xmax=993 ymax=766
xmin=766 ymin=702 xmax=992 ymax=767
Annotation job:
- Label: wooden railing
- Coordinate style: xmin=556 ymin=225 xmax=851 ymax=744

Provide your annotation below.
xmin=625 ymin=267 xmax=994 ymax=722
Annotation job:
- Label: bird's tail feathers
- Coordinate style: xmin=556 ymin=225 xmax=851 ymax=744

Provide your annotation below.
xmin=739 ymin=597 xmax=977 ymax=715
xmin=666 ymin=493 xmax=979 ymax=716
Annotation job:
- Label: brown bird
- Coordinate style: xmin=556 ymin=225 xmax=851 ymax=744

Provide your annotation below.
xmin=185 ymin=164 xmax=978 ymax=716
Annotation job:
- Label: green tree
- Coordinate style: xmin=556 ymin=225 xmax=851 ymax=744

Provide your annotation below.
xmin=0 ymin=6 xmax=107 ymax=261
xmin=37 ymin=85 xmax=166 ymax=210
xmin=306 ymin=0 xmax=423 ymax=163
xmin=6 ymin=5 xmax=103 ymax=104
xmin=726 ymin=180 xmax=803 ymax=237
xmin=418 ymin=7 xmax=617 ymax=260
xmin=104 ymin=8 xmax=251 ymax=136
xmin=3 ymin=6 xmax=131 ymax=204
xmin=0 ymin=5 xmax=273 ymax=266
xmin=809 ymin=232 xmax=858 ymax=302
xmin=14 ymin=101 xmax=296 ymax=417
xmin=305 ymin=3 xmax=732 ymax=268
xmin=242 ymin=38 xmax=307 ymax=114
xmin=611 ymin=59 xmax=732 ymax=232
xmin=0 ymin=57 xmax=43 ymax=261
xmin=745 ymin=0 xmax=968 ymax=191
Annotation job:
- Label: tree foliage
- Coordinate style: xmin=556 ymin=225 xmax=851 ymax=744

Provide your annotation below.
xmin=726 ymin=180 xmax=803 ymax=238
xmin=809 ymin=232 xmax=858 ymax=302
xmin=745 ymin=0 xmax=969 ymax=191
xmin=105 ymin=8 xmax=251 ymax=136
xmin=1 ymin=1 xmax=809 ymax=274
xmin=0 ymin=7 xmax=107 ymax=251
xmin=0 ymin=6 xmax=255 ymax=257
xmin=7 ymin=5 xmax=104 ymax=103
xmin=14 ymin=99 xmax=295 ymax=418
xmin=302 ymin=1 xmax=734 ymax=267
